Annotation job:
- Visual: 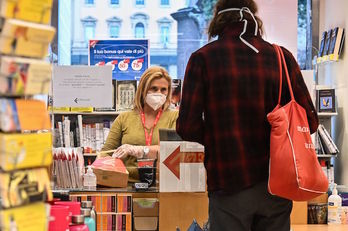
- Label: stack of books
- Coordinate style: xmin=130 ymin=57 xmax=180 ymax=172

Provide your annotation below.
xmin=70 ymin=193 xmax=133 ymax=231
xmin=317 ymin=27 xmax=345 ymax=63
xmin=315 ymin=124 xmax=339 ymax=155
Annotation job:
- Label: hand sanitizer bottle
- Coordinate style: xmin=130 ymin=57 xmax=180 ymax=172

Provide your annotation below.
xmin=83 ymin=165 xmax=96 ymax=190
xmin=328 ymin=183 xmax=342 ymax=224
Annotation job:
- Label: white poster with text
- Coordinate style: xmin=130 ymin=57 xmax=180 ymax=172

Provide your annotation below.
xmin=53 ymin=66 xmax=112 ymax=107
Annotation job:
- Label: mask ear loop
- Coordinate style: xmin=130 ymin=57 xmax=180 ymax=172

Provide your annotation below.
xmin=239 ymin=7 xmax=259 ymax=53
xmin=217 ymin=7 xmax=259 ymax=53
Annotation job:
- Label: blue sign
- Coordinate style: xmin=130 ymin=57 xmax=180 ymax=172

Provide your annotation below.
xmin=89 ymin=39 xmax=149 ymax=80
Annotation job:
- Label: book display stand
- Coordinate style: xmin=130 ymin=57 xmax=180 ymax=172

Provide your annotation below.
xmin=0 ymin=1 xmax=55 ymax=230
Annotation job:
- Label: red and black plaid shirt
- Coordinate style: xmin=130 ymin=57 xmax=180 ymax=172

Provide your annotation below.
xmin=176 ymin=22 xmax=318 ymax=193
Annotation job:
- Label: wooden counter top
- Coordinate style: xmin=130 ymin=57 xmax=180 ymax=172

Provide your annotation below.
xmin=291 ymin=225 xmax=348 ymax=231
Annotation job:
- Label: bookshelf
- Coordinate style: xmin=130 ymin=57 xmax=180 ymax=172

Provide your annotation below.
xmin=0 ymin=1 xmax=56 ymax=229
xmin=51 ymin=111 xmax=121 ymax=115
xmin=317 ymin=154 xmax=337 ymax=158
xmin=318 ymin=112 xmax=338 ymax=118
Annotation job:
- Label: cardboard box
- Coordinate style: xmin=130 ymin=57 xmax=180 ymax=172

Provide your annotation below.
xmin=160 ymin=141 xmax=206 ymax=192
xmin=133 ymin=198 xmax=159 ymax=217
xmin=134 ymin=217 xmax=158 ymax=231
xmin=91 ymin=157 xmax=129 ymax=188
xmin=290 ymin=201 xmax=308 ymax=224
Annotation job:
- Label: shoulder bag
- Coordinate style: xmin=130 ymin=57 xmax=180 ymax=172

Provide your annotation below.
xmin=267 ymin=44 xmax=328 ymax=201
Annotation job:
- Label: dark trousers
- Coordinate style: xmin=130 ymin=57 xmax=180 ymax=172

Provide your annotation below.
xmin=208 ymin=181 xmax=292 ymax=231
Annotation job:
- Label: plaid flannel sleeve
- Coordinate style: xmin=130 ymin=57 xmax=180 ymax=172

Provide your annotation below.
xmin=176 ymin=52 xmax=205 ymax=144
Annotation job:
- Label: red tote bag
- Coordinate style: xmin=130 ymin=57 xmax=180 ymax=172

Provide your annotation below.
xmin=267 ymin=44 xmax=328 ymax=201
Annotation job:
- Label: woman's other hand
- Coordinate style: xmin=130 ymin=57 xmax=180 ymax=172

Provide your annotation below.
xmin=112 ymin=144 xmax=143 ymax=159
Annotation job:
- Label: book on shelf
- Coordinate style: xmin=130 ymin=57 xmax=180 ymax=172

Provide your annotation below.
xmin=318 ymin=31 xmax=327 ymax=58
xmin=170 ymin=79 xmax=182 ymax=109
xmin=0 ymin=98 xmax=50 ymax=132
xmin=15 ymin=99 xmax=51 ymax=131
xmin=317 ymin=124 xmax=339 ymax=155
xmin=0 ymin=202 xmax=48 ymax=230
xmin=329 ymin=27 xmax=345 ymax=61
xmin=322 ymin=29 xmax=333 ymax=60
xmin=115 ymin=80 xmax=137 ymax=112
xmin=0 ymin=18 xmax=55 ymax=58
xmin=0 ymin=56 xmax=52 ymax=95
xmin=53 ymin=114 xmax=112 ymax=153
xmin=0 ymin=132 xmax=52 ymax=171
xmin=0 ymin=0 xmax=53 ymax=24
xmin=0 ymin=167 xmax=52 ymax=209
xmin=0 ymin=98 xmax=20 ymax=132
xmin=316 ymin=87 xmax=335 ymax=113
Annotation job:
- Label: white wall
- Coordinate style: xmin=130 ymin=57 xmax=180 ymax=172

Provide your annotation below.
xmin=256 ymin=0 xmax=298 ymax=58
xmin=319 ymin=0 xmax=348 ymax=185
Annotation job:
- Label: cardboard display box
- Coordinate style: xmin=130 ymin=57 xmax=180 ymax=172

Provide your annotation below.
xmin=91 ymin=157 xmax=129 ymax=188
xmin=160 ymin=141 xmax=206 ymax=192
xmin=133 ymin=198 xmax=159 ymax=217
xmin=134 ymin=217 xmax=158 ymax=231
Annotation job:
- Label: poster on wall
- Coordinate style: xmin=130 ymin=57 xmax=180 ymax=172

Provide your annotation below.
xmin=52 ymin=66 xmax=112 ymax=107
xmin=88 ymin=39 xmax=149 ymax=81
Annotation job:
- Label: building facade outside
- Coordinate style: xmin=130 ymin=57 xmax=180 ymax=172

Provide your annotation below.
xmin=64 ymin=0 xmax=192 ymax=78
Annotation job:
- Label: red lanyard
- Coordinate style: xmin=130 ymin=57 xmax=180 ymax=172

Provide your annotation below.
xmin=140 ymin=109 xmax=163 ymax=146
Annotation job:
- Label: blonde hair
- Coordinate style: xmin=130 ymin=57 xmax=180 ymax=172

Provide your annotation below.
xmin=134 ymin=66 xmax=172 ymax=112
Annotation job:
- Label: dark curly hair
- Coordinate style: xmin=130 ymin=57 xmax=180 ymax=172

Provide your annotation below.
xmin=208 ymin=0 xmax=264 ymax=40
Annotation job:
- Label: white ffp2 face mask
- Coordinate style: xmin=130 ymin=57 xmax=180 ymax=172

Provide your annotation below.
xmin=145 ymin=93 xmax=167 ymax=111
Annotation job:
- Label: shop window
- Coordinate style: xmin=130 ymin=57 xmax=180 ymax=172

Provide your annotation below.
xmin=157 ymin=17 xmax=172 ymax=47
xmin=85 ymin=0 xmax=94 ymax=5
xmin=160 ymin=26 xmax=169 ymax=44
xmin=135 ymin=0 xmax=144 ymax=5
xmin=84 ymin=25 xmax=95 ymax=42
xmin=107 ymin=16 xmax=122 ymax=38
xmin=81 ymin=16 xmax=97 ymax=44
xmin=160 ymin=0 xmax=169 ymax=6
xmin=110 ymin=0 xmax=119 ymax=5
xmin=110 ymin=25 xmax=120 ymax=38
xmin=135 ymin=23 xmax=145 ymax=38
xmin=297 ymin=0 xmax=311 ymax=69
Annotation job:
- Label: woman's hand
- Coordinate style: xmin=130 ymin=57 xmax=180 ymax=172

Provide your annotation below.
xmin=112 ymin=144 xmax=144 ymax=159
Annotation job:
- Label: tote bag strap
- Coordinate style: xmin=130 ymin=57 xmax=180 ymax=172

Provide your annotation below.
xmin=272 ymin=44 xmax=295 ymax=104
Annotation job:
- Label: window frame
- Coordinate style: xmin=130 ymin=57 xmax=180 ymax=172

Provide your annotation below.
xmin=135 ymin=22 xmax=145 ymax=38
xmin=160 ymin=25 xmax=169 ymax=44
xmin=160 ymin=0 xmax=170 ymax=7
xmin=84 ymin=0 xmax=95 ymax=6
xmin=81 ymin=16 xmax=97 ymax=45
xmin=109 ymin=25 xmax=120 ymax=38
xmin=110 ymin=0 xmax=120 ymax=6
xmin=107 ymin=16 xmax=122 ymax=38
xmin=157 ymin=17 xmax=172 ymax=47
xmin=135 ymin=0 xmax=145 ymax=6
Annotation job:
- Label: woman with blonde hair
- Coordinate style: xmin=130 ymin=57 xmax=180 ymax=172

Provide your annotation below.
xmin=100 ymin=66 xmax=178 ymax=182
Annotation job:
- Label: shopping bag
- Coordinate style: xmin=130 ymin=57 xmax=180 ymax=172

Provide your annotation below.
xmin=267 ymin=44 xmax=328 ymax=201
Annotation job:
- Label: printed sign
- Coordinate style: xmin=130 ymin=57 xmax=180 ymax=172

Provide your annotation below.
xmin=89 ymin=39 xmax=149 ymax=80
xmin=52 ymin=66 xmax=112 ymax=107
